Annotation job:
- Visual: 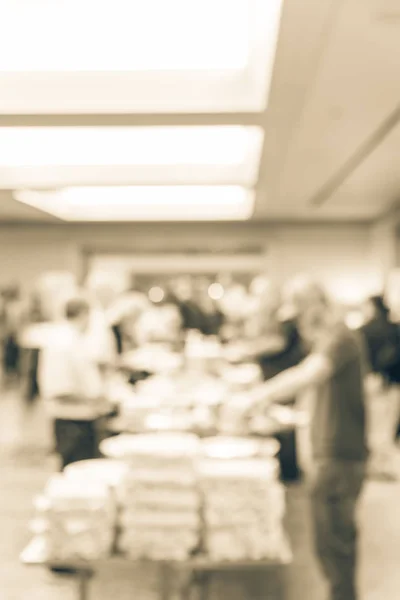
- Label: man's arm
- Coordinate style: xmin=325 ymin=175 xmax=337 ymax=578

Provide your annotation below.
xmin=224 ymin=335 xmax=286 ymax=363
xmin=241 ymin=335 xmax=287 ymax=358
xmin=250 ymin=352 xmax=333 ymax=408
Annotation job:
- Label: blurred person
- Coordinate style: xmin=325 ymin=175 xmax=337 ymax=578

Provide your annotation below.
xmin=39 ymin=297 xmax=111 ymax=471
xmin=20 ymin=292 xmax=45 ymax=403
xmin=1 ymin=284 xmax=26 ymax=384
xmin=218 ymin=280 xmax=250 ymax=342
xmin=106 ymin=290 xmax=150 ymax=353
xmin=193 ymin=278 xmax=225 ymax=337
xmin=230 ymin=278 xmax=306 ymax=481
xmin=135 ymin=298 xmax=184 ymax=349
xmin=359 ymin=295 xmax=400 ymax=479
xmin=229 ymin=278 xmax=305 ymax=375
xmin=239 ymin=275 xmax=368 ymax=600
xmin=168 ymin=276 xmax=205 ymax=332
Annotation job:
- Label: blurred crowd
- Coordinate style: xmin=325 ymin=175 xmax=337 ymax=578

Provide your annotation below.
xmin=1 ymin=270 xmax=400 ymax=478
xmin=1 ymin=270 xmax=400 ymax=385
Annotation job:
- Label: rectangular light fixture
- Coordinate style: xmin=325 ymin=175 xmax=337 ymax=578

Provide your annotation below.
xmin=0 ymin=126 xmax=263 ymax=188
xmin=0 ymin=0 xmax=282 ymax=113
xmin=0 ymin=0 xmax=249 ymax=72
xmin=0 ymin=126 xmax=262 ymax=166
xmin=14 ymin=186 xmax=255 ymax=221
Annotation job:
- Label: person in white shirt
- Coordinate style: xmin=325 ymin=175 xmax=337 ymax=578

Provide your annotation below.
xmin=39 ymin=297 xmax=108 ymax=470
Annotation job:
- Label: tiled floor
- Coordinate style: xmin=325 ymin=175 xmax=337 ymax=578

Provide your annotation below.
xmin=1 ymin=388 xmax=400 ymax=600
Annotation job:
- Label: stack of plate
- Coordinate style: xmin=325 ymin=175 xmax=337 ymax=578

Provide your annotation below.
xmin=31 ymin=475 xmax=116 ymax=561
xmin=198 ymin=452 xmax=286 ymax=562
xmin=64 ymin=459 xmax=129 ymax=491
xmin=101 ymin=433 xmax=201 ymax=560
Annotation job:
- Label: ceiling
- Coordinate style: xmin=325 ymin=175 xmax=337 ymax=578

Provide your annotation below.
xmin=0 ymin=0 xmax=399 ymax=223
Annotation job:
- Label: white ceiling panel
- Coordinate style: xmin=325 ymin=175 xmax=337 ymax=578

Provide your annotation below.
xmin=269 ymin=0 xmax=400 ymax=213
xmin=313 ymin=122 xmax=400 ymax=215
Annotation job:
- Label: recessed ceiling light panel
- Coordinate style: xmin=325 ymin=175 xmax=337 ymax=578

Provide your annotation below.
xmin=14 ymin=186 xmax=255 ymax=221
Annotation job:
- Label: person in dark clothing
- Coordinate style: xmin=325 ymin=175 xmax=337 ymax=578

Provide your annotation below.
xmin=176 ymin=298 xmax=206 ymax=332
xmin=195 ymin=286 xmax=225 ymax=337
xmin=360 ymin=295 xmax=400 ymax=478
xmin=111 ymin=324 xmax=123 ymax=354
xmin=2 ymin=285 xmax=24 ymax=382
xmin=228 ymin=280 xmax=307 ymax=481
xmin=256 ymin=318 xmax=307 ymax=481
xmin=360 ymin=295 xmax=400 ymax=378
xmin=240 ymin=277 xmax=368 ymax=600
xmin=167 ymin=277 xmax=206 ymax=333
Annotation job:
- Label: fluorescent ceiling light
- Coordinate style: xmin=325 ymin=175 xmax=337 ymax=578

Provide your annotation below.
xmin=14 ymin=187 xmax=254 ymax=221
xmin=0 ymin=126 xmax=263 ymax=187
xmin=0 ymin=0 xmax=248 ymax=71
xmin=0 ymin=1 xmax=282 ymax=113
xmin=0 ymin=126 xmax=262 ymax=167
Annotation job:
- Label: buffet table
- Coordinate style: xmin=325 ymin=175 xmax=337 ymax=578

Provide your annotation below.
xmin=21 ymin=340 xmax=302 ymax=600
xmin=21 ymin=536 xmax=292 ymax=600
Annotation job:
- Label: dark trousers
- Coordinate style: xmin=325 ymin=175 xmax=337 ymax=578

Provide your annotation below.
xmin=309 ymin=460 xmax=366 ymax=600
xmin=3 ymin=334 xmax=20 ymax=375
xmin=54 ymin=418 xmax=99 ymax=470
xmin=275 ymin=429 xmax=300 ymax=482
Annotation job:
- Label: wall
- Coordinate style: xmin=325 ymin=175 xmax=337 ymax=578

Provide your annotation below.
xmin=370 ymin=211 xmax=398 ymax=283
xmin=0 ymin=222 xmax=382 ymax=302
xmin=272 ymin=224 xmax=382 ymax=302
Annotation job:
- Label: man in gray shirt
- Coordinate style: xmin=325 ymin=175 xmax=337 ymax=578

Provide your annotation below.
xmin=243 ymin=276 xmax=368 ymax=600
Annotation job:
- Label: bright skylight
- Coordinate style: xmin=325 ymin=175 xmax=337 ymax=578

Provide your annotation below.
xmin=14 ymin=186 xmax=255 ymax=221
xmin=0 ymin=0 xmax=248 ymax=71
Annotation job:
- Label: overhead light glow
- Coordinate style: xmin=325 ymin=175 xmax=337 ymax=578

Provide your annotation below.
xmin=149 ymin=287 xmax=165 ymax=304
xmin=0 ymin=0 xmax=249 ymax=71
xmin=14 ymin=186 xmax=255 ymax=221
xmin=0 ymin=1 xmax=283 ymax=113
xmin=0 ymin=126 xmax=262 ymax=167
xmin=345 ymin=311 xmax=364 ymax=331
xmin=208 ymin=283 xmax=225 ymax=301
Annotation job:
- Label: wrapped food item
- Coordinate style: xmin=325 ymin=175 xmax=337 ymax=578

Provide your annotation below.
xmin=122 ymin=347 xmax=183 ymax=374
xmin=111 ymin=433 xmax=201 ymax=560
xmin=218 ymin=393 xmax=257 ymax=435
xmin=120 ymin=510 xmax=199 ymax=529
xmin=119 ymin=396 xmax=165 ymax=432
xmin=100 ymin=432 xmax=200 ymax=461
xmin=198 ymin=458 xmax=288 ymax=562
xmin=32 ymin=475 xmax=116 ymax=562
xmin=118 ymin=484 xmax=199 ymax=510
xmin=201 ymin=436 xmax=280 ymax=460
xmin=220 ymin=364 xmax=262 ymax=390
xmin=64 ymin=459 xmax=129 ymax=490
xmin=119 ymin=529 xmax=198 ymax=561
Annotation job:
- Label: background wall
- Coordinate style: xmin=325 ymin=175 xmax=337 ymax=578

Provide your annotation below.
xmin=0 ymin=222 xmax=385 ymax=302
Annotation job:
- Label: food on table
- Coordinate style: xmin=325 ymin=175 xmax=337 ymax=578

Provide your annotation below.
xmin=31 ymin=475 xmax=116 ymax=561
xmin=198 ymin=458 xmax=287 ymax=561
xmin=107 ymin=433 xmax=201 ymax=560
